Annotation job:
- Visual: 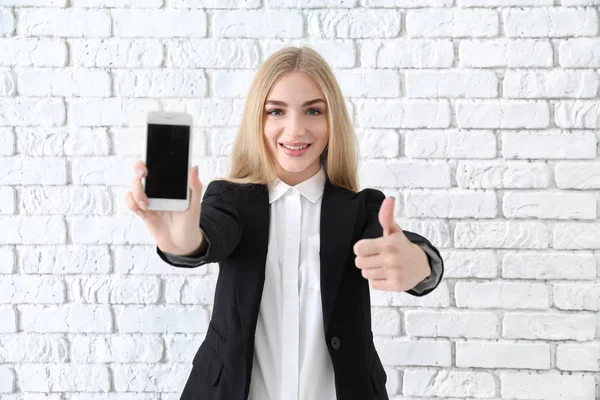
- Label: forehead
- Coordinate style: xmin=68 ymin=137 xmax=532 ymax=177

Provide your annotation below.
xmin=266 ymin=71 xmax=324 ymax=101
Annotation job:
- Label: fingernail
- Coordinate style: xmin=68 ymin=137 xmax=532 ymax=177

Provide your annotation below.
xmin=140 ymin=201 xmax=148 ymax=210
xmin=195 ymin=165 xmax=199 ymax=176
xmin=136 ymin=168 xmax=146 ymax=178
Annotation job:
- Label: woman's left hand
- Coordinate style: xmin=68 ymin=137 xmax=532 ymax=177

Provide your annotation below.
xmin=353 ymin=197 xmax=430 ymax=292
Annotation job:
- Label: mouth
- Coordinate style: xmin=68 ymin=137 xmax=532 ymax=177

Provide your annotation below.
xmin=279 ymin=142 xmax=312 ymax=150
xmin=278 ymin=142 xmax=313 ymax=156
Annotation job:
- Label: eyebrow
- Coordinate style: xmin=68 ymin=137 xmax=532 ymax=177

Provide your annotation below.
xmin=265 ymin=99 xmax=326 ymax=107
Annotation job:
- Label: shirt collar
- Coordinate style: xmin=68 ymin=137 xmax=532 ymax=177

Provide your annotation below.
xmin=268 ymin=166 xmax=326 ymax=204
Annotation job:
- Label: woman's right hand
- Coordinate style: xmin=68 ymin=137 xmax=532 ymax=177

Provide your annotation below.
xmin=125 ymin=160 xmax=205 ymax=256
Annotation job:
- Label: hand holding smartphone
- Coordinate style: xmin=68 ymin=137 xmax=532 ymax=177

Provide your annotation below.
xmin=125 ymin=111 xmax=206 ymax=256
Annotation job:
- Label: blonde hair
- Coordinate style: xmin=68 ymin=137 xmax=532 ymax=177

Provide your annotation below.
xmin=216 ymin=46 xmax=359 ymax=193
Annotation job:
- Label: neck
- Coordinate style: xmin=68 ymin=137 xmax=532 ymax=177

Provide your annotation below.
xmin=276 ymin=162 xmax=321 ymax=186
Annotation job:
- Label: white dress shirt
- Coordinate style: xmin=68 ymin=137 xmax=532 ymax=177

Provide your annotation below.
xmin=163 ymin=165 xmax=443 ymax=400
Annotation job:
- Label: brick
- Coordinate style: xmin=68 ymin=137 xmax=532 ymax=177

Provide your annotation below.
xmin=1 ymin=0 xmax=65 ymax=4
xmin=21 ymin=187 xmax=112 ymax=216
xmin=0 ymin=334 xmax=68 ymax=363
xmin=0 ymin=276 xmax=64 ymax=303
xmin=503 ymin=130 xmax=596 ymax=159
xmin=114 ymin=10 xmax=206 ymax=37
xmin=68 ymin=98 xmax=159 ymax=126
xmin=164 ymin=334 xmax=203 ymax=363
xmin=213 ymin=10 xmax=302 ymax=38
xmin=560 ymin=38 xmax=600 ymax=67
xmin=455 ymin=221 xmax=549 ymax=249
xmin=457 ymin=100 xmax=550 ymax=128
xmin=405 ymin=190 xmax=497 ymax=218
xmin=460 ymin=0 xmax=552 ymax=3
xmin=557 ymin=343 xmax=600 ymax=371
xmin=460 ymin=39 xmax=553 ymax=67
xmin=20 ymin=246 xmax=111 ymax=274
xmin=371 ymin=282 xmax=450 ymax=307
xmin=167 ymin=39 xmax=259 ymax=68
xmin=405 ymin=129 xmax=497 ymax=159
xmin=443 ymin=250 xmax=498 ymax=278
xmin=359 ymin=160 xmax=451 ymax=188
xmin=404 ymin=370 xmax=496 ymax=398
xmin=262 ymin=39 xmax=356 ymax=68
xmin=18 ymin=364 xmax=110 ymax=392
xmin=554 ymin=223 xmax=600 ymax=249
xmin=70 ymin=216 xmax=152 ymax=245
xmin=21 ymin=305 xmax=112 ymax=333
xmin=0 ymin=306 xmax=17 ymax=332
xmin=504 ymin=70 xmax=599 ymax=98
xmin=0 ymin=187 xmax=15 ymax=215
xmin=70 ymin=276 xmax=160 ymax=304
xmin=115 ymin=245 xmax=212 ymax=275
xmin=405 ymin=310 xmax=498 ymax=338
xmin=19 ymin=127 xmax=111 ymax=156
xmin=503 ymin=8 xmax=598 ymax=37
xmin=407 ymin=9 xmax=498 ymax=37
xmin=0 ymin=158 xmax=67 ymax=185
xmin=556 ymin=162 xmax=600 ymax=189
xmin=211 ymin=70 xmax=254 ymax=98
xmin=116 ymin=305 xmax=208 ymax=333
xmin=114 ymin=69 xmax=207 ymax=97
xmin=0 ymin=38 xmax=67 ymax=66
xmin=455 ymin=281 xmax=549 ymax=309
xmin=19 ymin=68 xmax=110 ymax=97
xmin=556 ymin=101 xmax=600 ymax=128
xmin=0 ymin=98 xmax=65 ymax=126
xmin=308 ymin=9 xmax=401 ymax=38
xmin=72 ymin=0 xmax=162 ymax=5
xmin=503 ymin=312 xmax=596 ymax=341
xmin=0 ymin=246 xmax=15 ymax=273
xmin=0 ymin=217 xmax=66 ymax=245
xmin=406 ymin=70 xmax=497 ymax=98
xmin=0 ymin=69 xmax=16 ymax=96
xmin=554 ymin=283 xmax=600 ymax=311
xmin=362 ymin=0 xmax=452 ymax=5
xmin=337 ymin=69 xmax=400 ymax=98
xmin=457 ymin=161 xmax=550 ymax=189
xmin=71 ymin=335 xmax=163 ymax=363
xmin=506 ymin=191 xmax=597 ymax=219
xmin=0 ymin=366 xmax=14 ymax=393
xmin=356 ymin=129 xmax=400 ymax=158
xmin=361 ymin=39 xmax=453 ymax=68
xmin=501 ymin=372 xmax=595 ymax=399
xmin=168 ymin=0 xmax=259 ymax=6
xmin=18 ymin=8 xmax=110 ymax=37
xmin=457 ymin=342 xmax=550 ymax=369
xmin=0 ymin=127 xmax=14 ymax=155
xmin=503 ymin=251 xmax=596 ymax=280
xmin=356 ymin=100 xmax=450 ymax=128
xmin=113 ymin=364 xmax=189 ymax=392
xmin=165 ymin=276 xmax=215 ymax=305
xmin=70 ymin=39 xmax=163 ymax=68
xmin=375 ymin=338 xmax=451 ymax=367
xmin=371 ymin=308 xmax=401 ymax=336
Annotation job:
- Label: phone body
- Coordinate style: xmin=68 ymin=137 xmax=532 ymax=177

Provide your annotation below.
xmin=143 ymin=111 xmax=193 ymax=211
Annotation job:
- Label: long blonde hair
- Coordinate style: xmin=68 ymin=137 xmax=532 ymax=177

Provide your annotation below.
xmin=216 ymin=46 xmax=359 ymax=193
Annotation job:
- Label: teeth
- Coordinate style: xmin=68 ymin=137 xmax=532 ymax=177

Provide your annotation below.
xmin=282 ymin=143 xmax=309 ymax=150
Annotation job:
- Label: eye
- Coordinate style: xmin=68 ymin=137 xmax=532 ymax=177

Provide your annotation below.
xmin=266 ymin=109 xmax=283 ymax=116
xmin=307 ymin=108 xmax=323 ymax=116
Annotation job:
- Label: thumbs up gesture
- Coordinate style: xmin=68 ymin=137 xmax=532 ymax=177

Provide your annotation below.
xmin=353 ymin=197 xmax=430 ymax=292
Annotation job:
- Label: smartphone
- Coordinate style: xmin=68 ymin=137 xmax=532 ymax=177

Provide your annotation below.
xmin=143 ymin=111 xmax=193 ymax=211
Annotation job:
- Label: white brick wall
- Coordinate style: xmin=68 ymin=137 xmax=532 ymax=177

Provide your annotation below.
xmin=0 ymin=1 xmax=599 ymax=399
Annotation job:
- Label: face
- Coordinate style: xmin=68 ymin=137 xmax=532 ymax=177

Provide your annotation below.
xmin=263 ymin=71 xmax=329 ymax=186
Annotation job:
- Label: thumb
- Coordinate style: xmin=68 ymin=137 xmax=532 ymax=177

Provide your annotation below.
xmin=379 ymin=196 xmax=401 ymax=236
xmin=189 ymin=166 xmax=203 ymax=210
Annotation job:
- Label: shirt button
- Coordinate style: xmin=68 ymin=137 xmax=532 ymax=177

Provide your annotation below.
xmin=330 ymin=336 xmax=340 ymax=350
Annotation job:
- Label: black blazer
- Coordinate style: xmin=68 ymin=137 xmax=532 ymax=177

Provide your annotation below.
xmin=157 ymin=175 xmax=443 ymax=400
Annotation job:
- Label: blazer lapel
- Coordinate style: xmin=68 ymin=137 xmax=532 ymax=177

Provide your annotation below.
xmin=320 ymin=176 xmax=358 ymax=333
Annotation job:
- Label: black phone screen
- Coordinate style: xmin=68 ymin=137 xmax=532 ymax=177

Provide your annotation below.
xmin=145 ymin=123 xmax=190 ymax=200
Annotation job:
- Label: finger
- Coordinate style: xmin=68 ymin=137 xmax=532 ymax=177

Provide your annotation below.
xmin=131 ymin=173 xmax=149 ymax=211
xmin=354 ymin=254 xmax=384 ymax=270
xmin=361 ymin=267 xmax=387 ymax=281
xmin=353 ymin=238 xmax=383 ymax=257
xmin=379 ymin=197 xmax=401 ymax=237
xmin=189 ymin=166 xmax=203 ymax=211
xmin=125 ymin=191 xmax=145 ymax=219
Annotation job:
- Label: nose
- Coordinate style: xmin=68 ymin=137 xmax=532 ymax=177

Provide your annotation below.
xmin=287 ymin=113 xmax=306 ymax=137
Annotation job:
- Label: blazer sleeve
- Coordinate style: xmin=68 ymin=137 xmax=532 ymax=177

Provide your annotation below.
xmin=156 ymin=180 xmax=242 ymax=268
xmin=361 ymin=188 xmax=444 ymax=297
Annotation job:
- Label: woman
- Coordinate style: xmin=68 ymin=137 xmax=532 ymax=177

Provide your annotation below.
xmin=125 ymin=46 xmax=443 ymax=400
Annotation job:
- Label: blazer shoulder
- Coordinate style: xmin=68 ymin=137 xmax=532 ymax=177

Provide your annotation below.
xmin=355 ymin=187 xmax=386 ymax=206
